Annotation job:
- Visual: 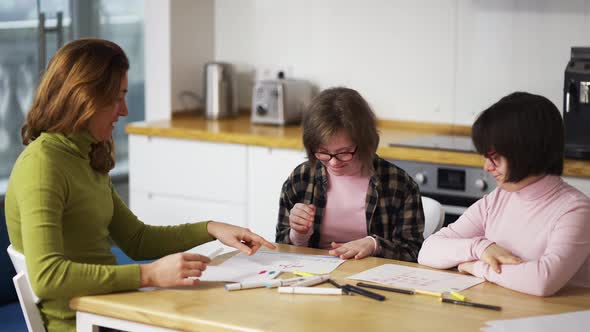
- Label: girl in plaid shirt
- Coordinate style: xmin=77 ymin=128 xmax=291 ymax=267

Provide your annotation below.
xmin=275 ymin=87 xmax=424 ymax=262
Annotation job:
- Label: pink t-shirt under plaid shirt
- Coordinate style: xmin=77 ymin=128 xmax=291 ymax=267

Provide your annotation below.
xmin=290 ymin=168 xmax=370 ymax=249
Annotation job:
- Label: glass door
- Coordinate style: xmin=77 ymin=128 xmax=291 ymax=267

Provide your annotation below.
xmin=0 ymin=0 xmax=145 ymax=200
xmin=0 ymin=0 xmax=71 ymax=183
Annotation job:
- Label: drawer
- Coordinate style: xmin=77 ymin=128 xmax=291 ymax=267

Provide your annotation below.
xmin=129 ymin=135 xmax=247 ymax=203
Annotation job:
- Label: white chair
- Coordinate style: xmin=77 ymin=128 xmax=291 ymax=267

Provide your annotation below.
xmin=7 ymin=245 xmax=46 ymax=332
xmin=421 ymin=196 xmax=444 ymax=239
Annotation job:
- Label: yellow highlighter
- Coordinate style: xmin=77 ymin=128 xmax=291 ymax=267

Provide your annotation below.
xmin=450 ymin=291 xmax=466 ymax=301
xmin=292 ymin=270 xmax=315 ymax=277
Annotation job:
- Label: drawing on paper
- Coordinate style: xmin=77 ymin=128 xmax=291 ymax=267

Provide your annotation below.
xmin=347 ymin=264 xmax=484 ymax=292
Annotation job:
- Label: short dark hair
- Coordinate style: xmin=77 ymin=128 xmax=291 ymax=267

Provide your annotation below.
xmin=302 ymin=87 xmax=380 ymax=172
xmin=472 ymin=91 xmax=564 ymax=182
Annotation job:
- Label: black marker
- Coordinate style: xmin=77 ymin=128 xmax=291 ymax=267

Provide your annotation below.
xmin=356 ymin=282 xmax=414 ymax=295
xmin=342 ymin=284 xmax=386 ymax=301
xmin=327 ymin=279 xmax=350 ymax=295
xmin=440 ymin=298 xmax=501 ymax=311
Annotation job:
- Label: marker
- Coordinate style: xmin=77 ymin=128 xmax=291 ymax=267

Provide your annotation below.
xmin=450 ymin=291 xmax=466 ymax=301
xmin=414 ymin=289 xmax=443 ymax=297
xmin=290 ymin=275 xmax=331 ymax=287
xmin=266 ymin=276 xmax=313 ymax=288
xmin=326 ymin=279 xmax=350 ymax=295
xmin=356 ymin=282 xmax=414 ymax=295
xmin=440 ymin=298 xmax=502 ymax=311
xmin=208 ymin=247 xmax=224 ymax=259
xmin=278 ymin=287 xmax=343 ymax=295
xmin=342 ymin=284 xmax=386 ymax=301
xmin=292 ymin=270 xmax=315 ymax=277
xmin=224 ymin=280 xmax=268 ymax=291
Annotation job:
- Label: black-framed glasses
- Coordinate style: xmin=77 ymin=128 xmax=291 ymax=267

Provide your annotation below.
xmin=484 ymin=151 xmax=501 ymax=167
xmin=314 ymin=146 xmax=358 ymax=162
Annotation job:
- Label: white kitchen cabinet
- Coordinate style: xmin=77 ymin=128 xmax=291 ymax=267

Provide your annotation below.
xmin=247 ymin=146 xmax=307 ymax=242
xmin=130 ymin=191 xmax=246 ymax=227
xmin=129 ymin=135 xmax=248 ymax=227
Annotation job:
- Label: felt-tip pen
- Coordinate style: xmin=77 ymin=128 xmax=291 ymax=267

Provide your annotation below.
xmin=356 ymin=282 xmax=414 ymax=295
xmin=278 ymin=287 xmax=343 ymax=295
xmin=290 ymin=275 xmax=331 ymax=287
xmin=440 ymin=298 xmax=502 ymax=311
xmin=266 ymin=276 xmax=313 ymax=288
xmin=342 ymin=284 xmax=386 ymax=301
xmin=224 ymin=280 xmax=268 ymax=291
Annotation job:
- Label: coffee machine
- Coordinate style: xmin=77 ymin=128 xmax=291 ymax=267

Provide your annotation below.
xmin=563 ymin=47 xmax=590 ymax=159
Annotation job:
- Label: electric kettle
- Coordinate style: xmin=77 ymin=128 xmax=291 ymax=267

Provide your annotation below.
xmin=204 ymin=62 xmax=238 ymax=119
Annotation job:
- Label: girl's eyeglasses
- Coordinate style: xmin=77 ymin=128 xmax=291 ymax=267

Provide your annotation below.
xmin=314 ymin=146 xmax=358 ymax=162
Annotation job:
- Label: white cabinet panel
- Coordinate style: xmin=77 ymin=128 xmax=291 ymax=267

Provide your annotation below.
xmin=129 ymin=135 xmax=247 ymax=203
xmin=130 ymin=190 xmax=246 ymax=227
xmin=247 ymin=146 xmax=306 ymax=242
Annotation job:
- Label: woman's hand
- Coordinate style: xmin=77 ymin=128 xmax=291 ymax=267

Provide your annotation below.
xmin=140 ymin=252 xmax=210 ymax=287
xmin=207 ymin=221 xmax=276 ymax=255
xmin=328 ymin=237 xmax=375 ymax=259
xmin=458 ymin=261 xmax=475 ymax=275
xmin=289 ymin=203 xmax=315 ymax=234
xmin=481 ymin=243 xmax=522 ymax=273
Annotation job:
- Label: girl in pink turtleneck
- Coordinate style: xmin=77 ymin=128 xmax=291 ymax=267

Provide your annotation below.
xmin=418 ymin=92 xmax=590 ymax=296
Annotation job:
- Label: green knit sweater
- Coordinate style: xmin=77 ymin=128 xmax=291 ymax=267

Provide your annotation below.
xmin=5 ymin=131 xmax=215 ymax=332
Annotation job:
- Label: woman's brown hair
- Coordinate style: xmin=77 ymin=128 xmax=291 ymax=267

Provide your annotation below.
xmin=302 ymin=87 xmax=380 ymax=172
xmin=22 ymin=38 xmax=129 ymax=174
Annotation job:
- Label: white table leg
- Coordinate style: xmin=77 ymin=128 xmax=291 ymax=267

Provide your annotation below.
xmin=76 ymin=311 xmax=179 ymax=332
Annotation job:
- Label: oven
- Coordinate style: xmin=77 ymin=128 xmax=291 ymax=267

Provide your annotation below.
xmin=393 ymin=159 xmax=496 ymax=226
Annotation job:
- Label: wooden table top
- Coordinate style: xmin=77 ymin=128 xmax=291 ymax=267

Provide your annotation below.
xmin=126 ymin=113 xmax=590 ymax=177
xmin=70 ymin=244 xmax=590 ymax=332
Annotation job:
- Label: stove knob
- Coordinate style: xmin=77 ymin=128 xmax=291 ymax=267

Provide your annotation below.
xmin=415 ymin=172 xmax=427 ymax=185
xmin=475 ymin=178 xmax=487 ymax=191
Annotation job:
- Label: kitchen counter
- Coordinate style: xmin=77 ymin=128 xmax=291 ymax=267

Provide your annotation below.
xmin=126 ymin=112 xmax=590 ymax=178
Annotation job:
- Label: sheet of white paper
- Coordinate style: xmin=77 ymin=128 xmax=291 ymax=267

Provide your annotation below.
xmin=198 ymin=265 xmax=281 ymax=282
xmin=185 ymin=240 xmax=237 ymax=257
xmin=347 ymin=264 xmax=484 ymax=292
xmin=482 ymin=310 xmax=590 ymax=332
xmin=208 ymin=251 xmax=345 ymax=276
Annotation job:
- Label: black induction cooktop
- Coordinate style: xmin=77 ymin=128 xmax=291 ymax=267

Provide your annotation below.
xmin=389 ymin=134 xmax=476 ymax=153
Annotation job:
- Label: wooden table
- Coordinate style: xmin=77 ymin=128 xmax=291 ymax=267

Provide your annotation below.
xmin=70 ymin=244 xmax=590 ymax=332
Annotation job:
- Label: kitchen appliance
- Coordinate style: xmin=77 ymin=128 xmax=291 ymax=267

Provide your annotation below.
xmin=204 ymin=62 xmax=238 ymax=120
xmin=393 ymin=159 xmax=496 ymax=226
xmin=563 ymin=47 xmax=590 ymax=159
xmin=251 ymin=74 xmax=312 ymax=125
xmin=389 ymin=135 xmax=495 ymax=225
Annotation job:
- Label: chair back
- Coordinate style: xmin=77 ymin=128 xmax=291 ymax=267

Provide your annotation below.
xmin=6 ymin=245 xmax=39 ymax=303
xmin=7 ymin=245 xmax=45 ymax=332
xmin=12 ymin=271 xmax=46 ymax=332
xmin=421 ymin=196 xmax=445 ymax=238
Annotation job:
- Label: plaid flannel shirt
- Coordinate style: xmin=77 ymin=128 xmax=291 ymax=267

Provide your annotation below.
xmin=275 ymin=156 xmax=425 ymax=262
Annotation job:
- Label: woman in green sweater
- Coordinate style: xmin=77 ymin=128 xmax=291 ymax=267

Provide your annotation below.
xmin=4 ymin=38 xmax=275 ymax=332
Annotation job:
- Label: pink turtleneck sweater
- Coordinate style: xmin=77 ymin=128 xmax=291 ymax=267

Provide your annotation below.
xmin=418 ymin=175 xmax=590 ymax=296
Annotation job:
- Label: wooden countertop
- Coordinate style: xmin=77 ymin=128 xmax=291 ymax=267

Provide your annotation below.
xmin=70 ymin=244 xmax=590 ymax=332
xmin=126 ymin=112 xmax=590 ymax=178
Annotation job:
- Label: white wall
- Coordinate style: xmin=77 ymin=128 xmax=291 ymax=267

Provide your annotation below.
xmin=144 ymin=0 xmax=171 ymax=120
xmin=214 ymin=0 xmax=590 ymax=125
xmin=144 ymin=0 xmax=214 ymax=120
